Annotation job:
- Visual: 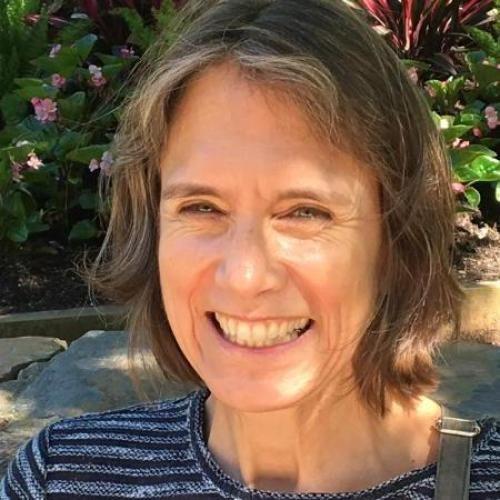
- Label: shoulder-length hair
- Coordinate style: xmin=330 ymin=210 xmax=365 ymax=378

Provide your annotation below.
xmin=90 ymin=0 xmax=463 ymax=418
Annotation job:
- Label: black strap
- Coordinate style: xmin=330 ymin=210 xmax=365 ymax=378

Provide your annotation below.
xmin=433 ymin=403 xmax=481 ymax=500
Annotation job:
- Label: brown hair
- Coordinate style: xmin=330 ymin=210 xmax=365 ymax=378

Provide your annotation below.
xmin=90 ymin=0 xmax=464 ymax=417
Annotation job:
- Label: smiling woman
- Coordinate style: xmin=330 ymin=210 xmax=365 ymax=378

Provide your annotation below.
xmin=2 ymin=0 xmax=499 ymax=499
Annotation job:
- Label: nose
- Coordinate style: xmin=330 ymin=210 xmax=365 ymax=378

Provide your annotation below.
xmin=214 ymin=217 xmax=284 ymax=297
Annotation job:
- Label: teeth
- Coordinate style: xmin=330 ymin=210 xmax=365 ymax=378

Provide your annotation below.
xmin=214 ymin=312 xmax=310 ymax=348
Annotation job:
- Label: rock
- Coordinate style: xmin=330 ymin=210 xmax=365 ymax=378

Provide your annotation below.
xmin=0 ymin=330 xmax=195 ymax=477
xmin=0 ymin=337 xmax=66 ymax=382
xmin=12 ymin=330 xmax=195 ymax=420
xmin=431 ymin=341 xmax=500 ymax=419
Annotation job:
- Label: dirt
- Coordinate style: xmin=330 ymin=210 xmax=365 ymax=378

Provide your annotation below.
xmin=0 ymin=241 xmax=112 ymax=315
xmin=0 ymin=213 xmax=499 ymax=315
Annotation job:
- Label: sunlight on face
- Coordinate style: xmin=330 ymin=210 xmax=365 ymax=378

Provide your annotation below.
xmin=158 ymin=61 xmax=383 ymax=412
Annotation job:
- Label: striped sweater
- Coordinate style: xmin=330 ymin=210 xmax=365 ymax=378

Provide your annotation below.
xmin=1 ymin=388 xmax=499 ymax=499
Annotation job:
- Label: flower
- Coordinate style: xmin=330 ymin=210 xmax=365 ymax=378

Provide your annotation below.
xmin=407 ymin=67 xmax=418 ymax=84
xmin=51 ymin=73 xmax=66 ymax=88
xmin=425 ymin=85 xmax=437 ymax=98
xmin=31 ymin=97 xmax=58 ymax=123
xmin=10 ymin=161 xmax=23 ymax=181
xmin=49 ymin=44 xmax=61 ymax=58
xmin=452 ymin=138 xmax=470 ymax=149
xmin=88 ymin=158 xmax=100 ymax=172
xmin=120 ymin=46 xmax=135 ymax=59
xmin=26 ymin=152 xmax=43 ymax=170
xmin=484 ymin=106 xmax=498 ymax=130
xmin=472 ymin=127 xmax=483 ymax=138
xmin=88 ymin=151 xmax=113 ymax=175
xmin=439 ymin=118 xmax=450 ymax=130
xmin=88 ymin=64 xmax=107 ymax=87
xmin=451 ymin=182 xmax=466 ymax=194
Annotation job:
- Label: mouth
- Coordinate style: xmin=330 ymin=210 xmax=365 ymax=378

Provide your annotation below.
xmin=206 ymin=311 xmax=314 ymax=348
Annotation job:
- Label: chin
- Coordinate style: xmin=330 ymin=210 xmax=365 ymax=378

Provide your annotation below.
xmin=204 ymin=371 xmax=319 ymax=413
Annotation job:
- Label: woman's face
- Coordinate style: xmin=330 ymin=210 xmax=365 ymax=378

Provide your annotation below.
xmin=158 ymin=62 xmax=383 ymax=411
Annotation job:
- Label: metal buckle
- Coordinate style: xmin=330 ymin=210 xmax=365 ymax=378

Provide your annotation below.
xmin=433 ymin=417 xmax=481 ymax=437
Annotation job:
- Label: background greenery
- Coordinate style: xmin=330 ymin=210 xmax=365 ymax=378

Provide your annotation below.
xmin=0 ymin=0 xmax=499 ymax=247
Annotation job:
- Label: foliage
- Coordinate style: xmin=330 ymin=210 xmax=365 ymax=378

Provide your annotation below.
xmin=407 ymin=3 xmax=500 ymax=213
xmin=0 ymin=0 xmax=179 ymax=245
xmin=355 ymin=0 xmax=495 ymax=74
xmin=0 ymin=0 xmax=47 ymax=102
xmin=0 ymin=0 xmax=498 ymax=245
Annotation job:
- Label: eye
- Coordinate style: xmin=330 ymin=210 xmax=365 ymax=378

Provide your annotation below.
xmin=177 ymin=203 xmax=332 ymax=222
xmin=178 ymin=202 xmax=221 ymax=216
xmin=287 ymin=206 xmax=332 ymax=221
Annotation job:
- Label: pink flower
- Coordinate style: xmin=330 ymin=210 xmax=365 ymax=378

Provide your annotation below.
xmin=472 ymin=127 xmax=483 ymax=138
xmin=26 ymin=152 xmax=43 ymax=170
xmin=484 ymin=106 xmax=498 ymax=129
xmin=49 ymin=44 xmax=61 ymax=58
xmin=88 ymin=151 xmax=113 ymax=175
xmin=120 ymin=46 xmax=135 ymax=58
xmin=10 ymin=162 xmax=23 ymax=181
xmin=88 ymin=158 xmax=100 ymax=172
xmin=31 ymin=97 xmax=58 ymax=123
xmin=51 ymin=73 xmax=66 ymax=88
xmin=451 ymin=182 xmax=466 ymax=194
xmin=407 ymin=67 xmax=418 ymax=84
xmin=88 ymin=64 xmax=107 ymax=87
xmin=425 ymin=85 xmax=436 ymax=98
xmin=452 ymin=138 xmax=470 ymax=149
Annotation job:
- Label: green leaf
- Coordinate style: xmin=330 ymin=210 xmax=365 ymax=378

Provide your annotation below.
xmin=464 ymin=186 xmax=481 ymax=209
xmin=58 ymin=91 xmax=86 ymax=121
xmin=458 ymin=113 xmax=482 ymax=127
xmin=26 ymin=212 xmax=49 ymax=233
xmin=466 ymin=27 xmax=500 ymax=58
xmin=4 ymin=191 xmax=26 ymax=219
xmin=101 ymin=63 xmax=125 ymax=79
xmin=72 ymin=34 xmax=98 ymax=61
xmin=454 ymin=155 xmax=500 ymax=182
xmin=1 ymin=93 xmax=29 ymax=125
xmin=449 ymin=145 xmax=497 ymax=169
xmin=94 ymin=52 xmax=121 ymax=65
xmin=6 ymin=219 xmax=28 ymax=243
xmin=32 ymin=47 xmax=80 ymax=78
xmin=470 ymin=62 xmax=500 ymax=89
xmin=66 ymin=144 xmax=108 ymax=164
xmin=470 ymin=155 xmax=500 ymax=174
xmin=442 ymin=125 xmax=472 ymax=142
xmin=68 ymin=219 xmax=98 ymax=240
xmin=495 ymin=182 xmax=500 ymax=203
xmin=15 ymin=84 xmax=59 ymax=100
xmin=78 ymin=191 xmax=98 ymax=210
xmin=54 ymin=130 xmax=91 ymax=158
xmin=0 ymin=159 xmax=11 ymax=190
xmin=14 ymin=78 xmax=44 ymax=88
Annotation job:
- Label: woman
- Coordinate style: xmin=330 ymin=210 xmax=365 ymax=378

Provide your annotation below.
xmin=2 ymin=0 xmax=499 ymax=498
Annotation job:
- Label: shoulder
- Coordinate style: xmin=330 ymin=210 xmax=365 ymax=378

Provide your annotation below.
xmin=470 ymin=416 xmax=500 ymax=486
xmin=0 ymin=390 xmax=201 ymax=499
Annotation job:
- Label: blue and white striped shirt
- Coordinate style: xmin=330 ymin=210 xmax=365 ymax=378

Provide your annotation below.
xmin=1 ymin=388 xmax=499 ymax=499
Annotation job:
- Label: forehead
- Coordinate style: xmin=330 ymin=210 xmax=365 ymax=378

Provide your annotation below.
xmin=159 ymin=61 xmax=377 ymax=200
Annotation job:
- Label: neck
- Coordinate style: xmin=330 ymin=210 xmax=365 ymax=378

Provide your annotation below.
xmin=204 ymin=387 xmax=442 ymax=493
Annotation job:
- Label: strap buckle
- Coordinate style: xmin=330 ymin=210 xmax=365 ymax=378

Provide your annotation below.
xmin=433 ymin=416 xmax=481 ymax=437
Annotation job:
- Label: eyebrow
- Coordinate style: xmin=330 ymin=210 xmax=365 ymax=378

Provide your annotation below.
xmin=161 ymin=182 xmax=343 ymax=204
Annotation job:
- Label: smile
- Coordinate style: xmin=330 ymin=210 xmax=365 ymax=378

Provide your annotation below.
xmin=208 ymin=311 xmax=314 ymax=348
